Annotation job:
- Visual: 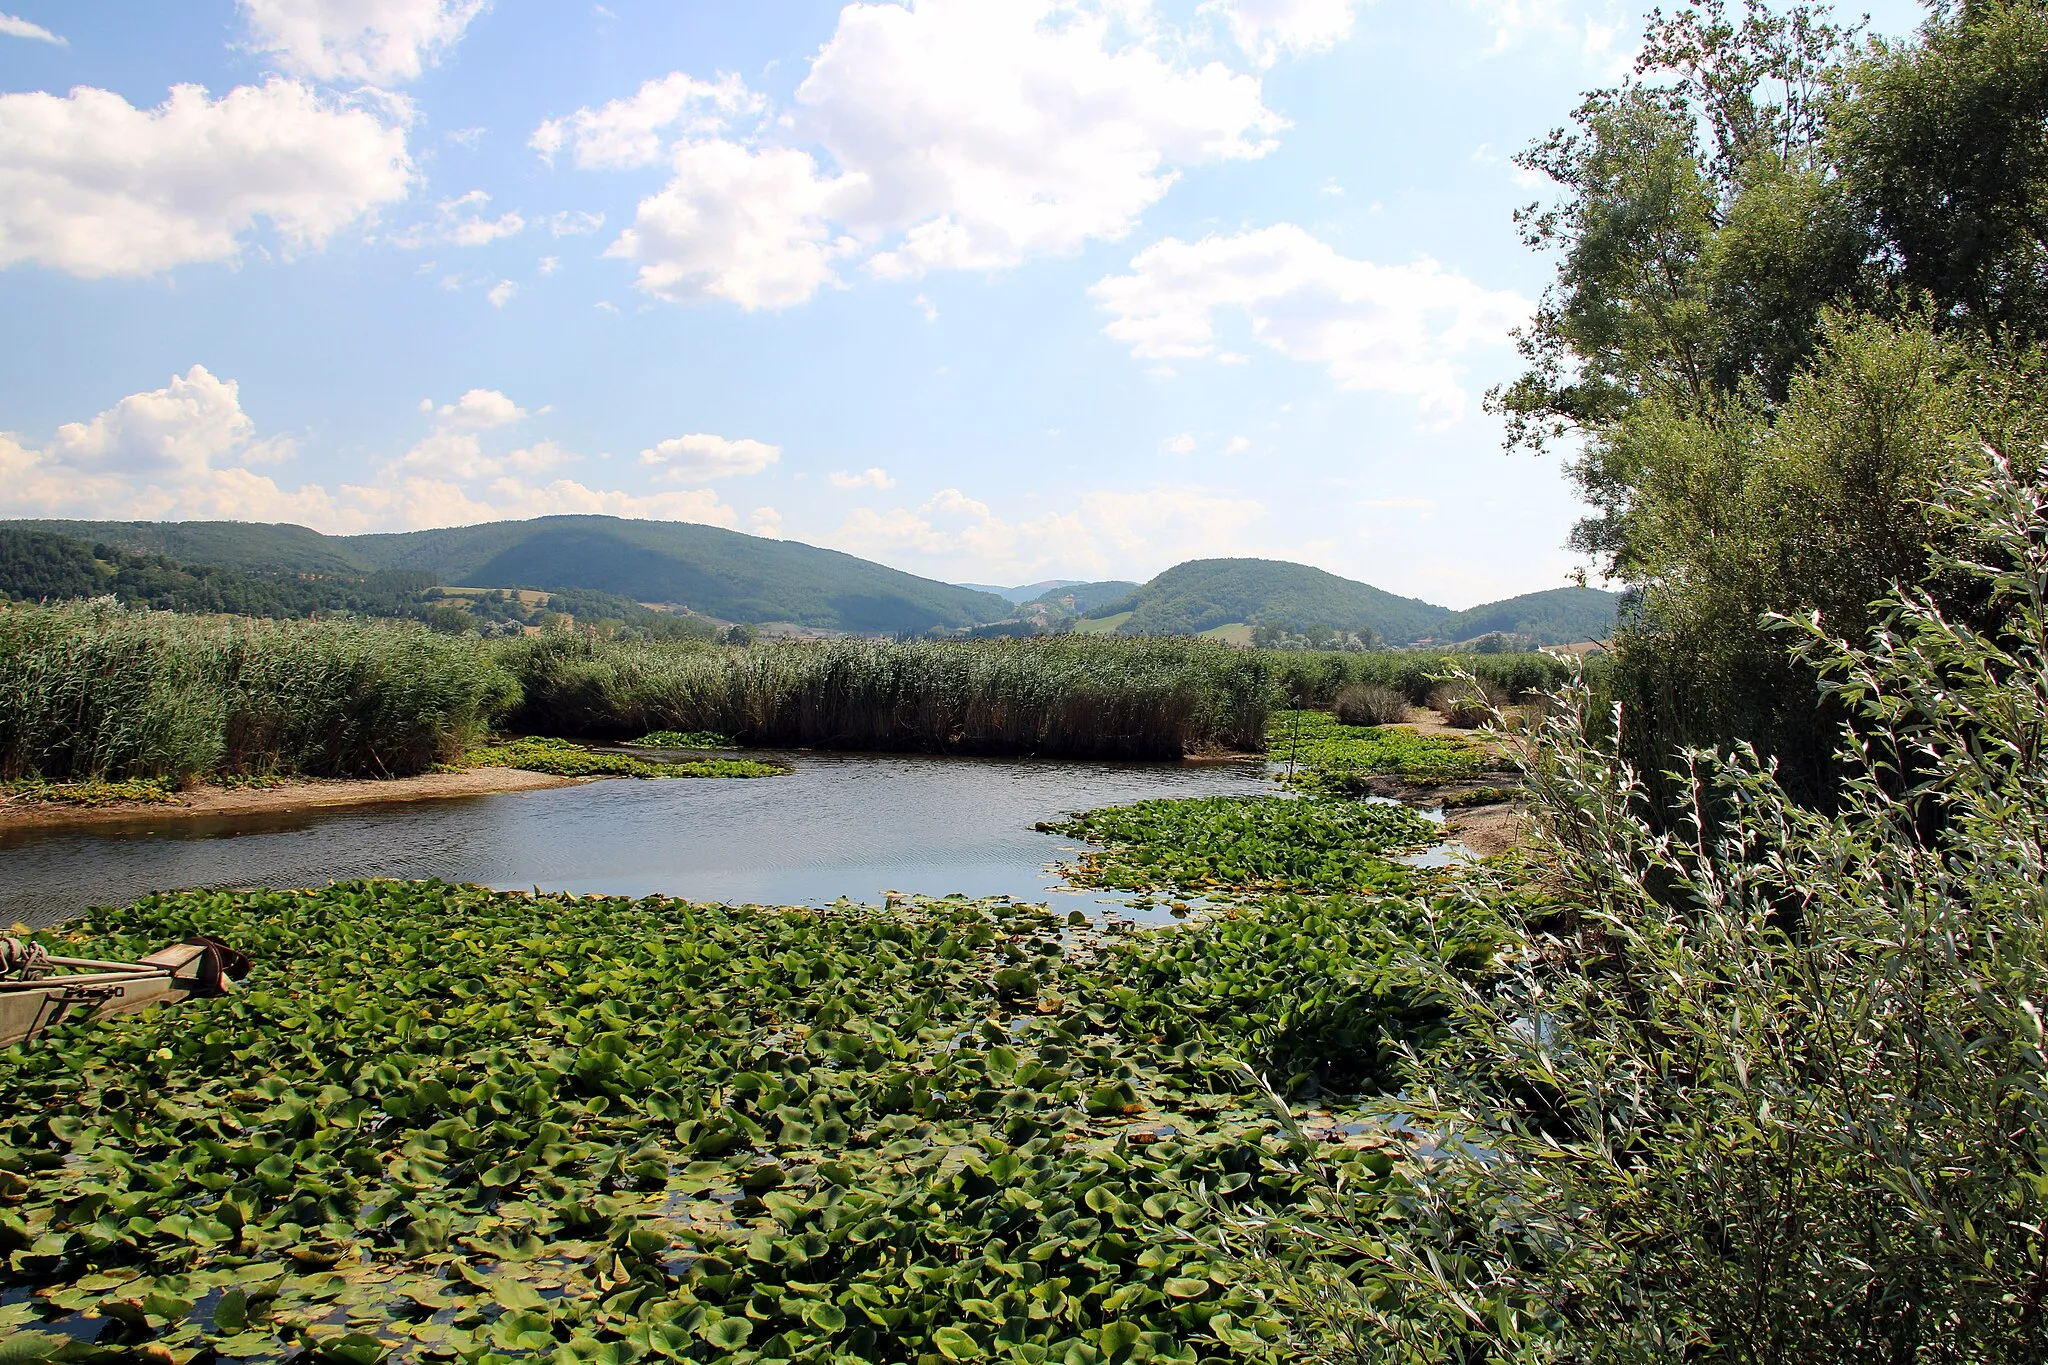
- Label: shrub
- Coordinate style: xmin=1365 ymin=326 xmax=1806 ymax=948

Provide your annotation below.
xmin=1428 ymin=678 xmax=1507 ymax=727
xmin=1244 ymin=458 xmax=2048 ymax=1358
xmin=1331 ymin=682 xmax=1408 ymax=726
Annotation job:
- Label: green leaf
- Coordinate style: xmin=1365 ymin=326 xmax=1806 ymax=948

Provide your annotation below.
xmin=699 ymin=1318 xmax=751 ymax=1350
xmin=931 ymin=1326 xmax=984 ymax=1360
xmin=1163 ymin=1278 xmax=1208 ymax=1300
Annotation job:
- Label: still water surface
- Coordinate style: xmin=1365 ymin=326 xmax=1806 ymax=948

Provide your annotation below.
xmin=0 ymin=752 xmax=1279 ymax=928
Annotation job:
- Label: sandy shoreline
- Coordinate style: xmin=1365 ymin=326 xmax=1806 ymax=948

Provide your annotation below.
xmin=0 ymin=768 xmax=592 ymax=833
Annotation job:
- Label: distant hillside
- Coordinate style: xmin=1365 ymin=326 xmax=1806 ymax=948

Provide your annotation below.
xmin=1431 ymin=586 xmax=1617 ymax=646
xmin=5 ymin=519 xmax=371 ymax=575
xmin=1085 ymin=559 xmax=1448 ymax=645
xmin=1020 ymin=580 xmax=1140 ymax=616
xmin=6 ymin=516 xmax=1013 ymax=635
xmin=956 ymin=578 xmax=1085 ymax=605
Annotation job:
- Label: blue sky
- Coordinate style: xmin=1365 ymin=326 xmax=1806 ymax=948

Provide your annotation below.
xmin=0 ymin=0 xmax=1926 ymax=607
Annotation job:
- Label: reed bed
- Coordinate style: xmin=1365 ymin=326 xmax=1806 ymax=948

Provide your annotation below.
xmin=497 ymin=633 xmax=1274 ymax=758
xmin=1269 ymin=647 xmax=1585 ymax=707
xmin=0 ymin=601 xmax=516 ymax=783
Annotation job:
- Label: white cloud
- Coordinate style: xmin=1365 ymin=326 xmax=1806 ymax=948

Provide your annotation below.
xmin=914 ymin=293 xmax=938 ymax=322
xmin=0 ymin=12 xmax=64 ymax=44
xmin=547 ymin=209 xmax=605 ymax=237
xmin=486 ymin=279 xmax=516 ymax=307
xmin=831 ymin=482 xmax=1267 ymax=581
xmin=1163 ymin=433 xmax=1196 ymax=455
xmin=1091 ymin=223 xmax=1529 ymax=418
xmin=749 ymin=505 xmax=784 ymax=538
xmin=435 ymin=389 xmax=526 ymax=428
xmin=1224 ymin=435 xmax=1252 ymax=455
xmin=396 ymin=189 xmax=524 ymax=247
xmin=638 ymin=433 xmax=781 ymax=481
xmin=567 ymin=0 xmax=1285 ymax=308
xmin=0 ymin=369 xmax=742 ymax=534
xmin=1206 ymin=0 xmax=1356 ymax=67
xmin=532 ymin=72 xmax=761 ymax=170
xmin=538 ymin=255 xmax=559 ymax=274
xmin=0 ymin=80 xmax=413 ymax=278
xmin=828 ymin=467 xmax=896 ymax=490
xmin=238 ymin=0 xmax=488 ymax=86
xmin=605 ymin=140 xmax=860 ymax=308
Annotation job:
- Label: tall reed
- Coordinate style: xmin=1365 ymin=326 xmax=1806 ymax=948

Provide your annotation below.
xmin=1269 ymin=648 xmax=1585 ymax=707
xmin=0 ymin=601 xmax=517 ymax=783
xmin=497 ymin=634 xmax=1274 ymax=758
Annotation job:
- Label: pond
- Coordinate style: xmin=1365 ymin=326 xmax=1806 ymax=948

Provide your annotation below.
xmin=0 ymin=751 xmax=1279 ymax=928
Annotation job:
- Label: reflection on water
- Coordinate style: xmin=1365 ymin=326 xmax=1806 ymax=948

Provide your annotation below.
xmin=0 ymin=752 xmax=1277 ymax=928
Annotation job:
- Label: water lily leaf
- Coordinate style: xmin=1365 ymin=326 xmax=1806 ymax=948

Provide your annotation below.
xmin=212 ymin=1288 xmax=249 ymax=1336
xmin=0 ymin=1331 xmax=69 ymax=1364
xmin=931 ymin=1326 xmax=983 ymax=1360
xmin=1162 ymin=1279 xmax=1208 ymax=1300
xmin=699 ymin=1318 xmax=750 ymax=1350
xmin=310 ymin=1334 xmax=391 ymax=1365
xmin=492 ymin=1280 xmax=545 ymax=1313
xmin=803 ymin=1303 xmax=846 ymax=1332
xmin=1096 ymin=1321 xmax=1142 ymax=1358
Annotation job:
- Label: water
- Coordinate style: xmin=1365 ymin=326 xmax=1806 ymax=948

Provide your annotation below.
xmin=0 ymin=751 xmax=1279 ymax=928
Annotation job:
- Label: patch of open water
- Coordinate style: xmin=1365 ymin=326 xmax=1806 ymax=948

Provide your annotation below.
xmin=0 ymin=751 xmax=1280 ymax=928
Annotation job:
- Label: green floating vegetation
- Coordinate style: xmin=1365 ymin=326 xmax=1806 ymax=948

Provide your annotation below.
xmin=0 ymin=776 xmax=178 ymax=808
xmin=1266 ymin=710 xmax=1487 ymax=788
xmin=624 ymin=731 xmax=737 ymax=750
xmin=0 ymin=881 xmax=1495 ymax=1364
xmin=1045 ymin=795 xmax=1438 ymax=896
xmin=1440 ymin=785 xmax=1521 ymax=809
xmin=466 ymin=737 xmax=787 ymax=780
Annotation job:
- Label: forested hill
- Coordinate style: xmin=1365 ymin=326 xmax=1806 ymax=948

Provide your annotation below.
xmin=1078 ymin=558 xmax=1616 ymax=646
xmin=1427 ymin=586 xmax=1621 ymax=647
xmin=4 ymin=516 xmax=1012 ymax=635
xmin=1084 ymin=559 xmax=1447 ymax=643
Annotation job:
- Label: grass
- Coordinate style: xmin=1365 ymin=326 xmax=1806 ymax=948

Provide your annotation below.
xmin=463 ymin=737 xmax=787 ymax=780
xmin=0 ymin=880 xmax=1499 ymax=1365
xmin=1044 ymin=795 xmax=1438 ymax=896
xmin=1266 ymin=709 xmax=1488 ymax=788
xmin=0 ymin=602 xmax=516 ymax=786
xmin=624 ymin=731 xmax=736 ymax=749
xmin=497 ymin=634 xmax=1273 ymax=760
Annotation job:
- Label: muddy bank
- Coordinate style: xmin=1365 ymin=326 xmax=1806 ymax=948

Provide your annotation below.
xmin=0 ymin=768 xmax=590 ymax=833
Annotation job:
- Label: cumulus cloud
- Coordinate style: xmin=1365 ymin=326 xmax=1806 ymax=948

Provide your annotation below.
xmin=604 ymin=141 xmax=860 ymax=308
xmin=238 ymin=0 xmax=489 ymax=86
xmin=1224 ymin=435 xmax=1253 ymax=455
xmin=1162 ymin=433 xmax=1196 ymax=455
xmin=749 ymin=506 xmax=784 ymax=538
xmin=551 ymin=0 xmax=1285 ymax=309
xmin=1090 ymin=223 xmax=1528 ymax=418
xmin=0 ymin=370 xmax=740 ymax=534
xmin=828 ymin=467 xmax=896 ymax=490
xmin=638 ymin=433 xmax=781 ymax=481
xmin=486 ymin=279 xmax=516 ymax=307
xmin=531 ymin=72 xmax=761 ymax=170
xmin=1205 ymin=0 xmax=1356 ymax=67
xmin=0 ymin=12 xmax=64 ymax=44
xmin=831 ymin=482 xmax=1267 ymax=581
xmin=0 ymin=80 xmax=413 ymax=278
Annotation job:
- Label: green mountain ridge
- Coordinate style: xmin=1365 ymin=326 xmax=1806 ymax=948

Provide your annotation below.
xmin=1079 ymin=559 xmax=1615 ymax=647
xmin=1 ymin=517 xmax=1615 ymax=645
xmin=6 ymin=516 xmax=1012 ymax=635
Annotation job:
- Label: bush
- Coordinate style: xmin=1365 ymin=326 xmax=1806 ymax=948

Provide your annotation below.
xmin=1332 ymin=683 xmax=1409 ymax=726
xmin=1248 ymin=458 xmax=2048 ymax=1359
xmin=1428 ymin=678 xmax=1507 ymax=727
